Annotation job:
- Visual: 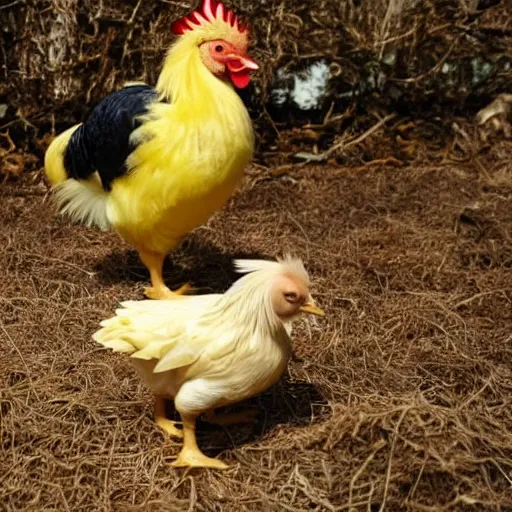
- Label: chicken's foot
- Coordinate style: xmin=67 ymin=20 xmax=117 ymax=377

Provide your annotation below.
xmin=137 ymin=248 xmax=192 ymax=300
xmin=154 ymin=397 xmax=183 ymax=439
xmin=145 ymin=282 xmax=192 ymax=300
xmin=172 ymin=414 xmax=228 ymax=470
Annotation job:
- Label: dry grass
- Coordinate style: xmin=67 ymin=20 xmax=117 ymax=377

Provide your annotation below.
xmin=1 ymin=138 xmax=512 ymax=510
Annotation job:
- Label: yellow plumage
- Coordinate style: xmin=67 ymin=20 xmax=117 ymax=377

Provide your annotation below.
xmin=93 ymin=256 xmax=325 ymax=469
xmin=44 ymin=124 xmax=80 ymax=185
xmin=112 ymin=41 xmax=253 ymax=252
xmin=44 ymin=2 xmax=255 ymax=299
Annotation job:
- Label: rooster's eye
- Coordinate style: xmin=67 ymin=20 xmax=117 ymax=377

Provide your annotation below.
xmin=284 ymin=292 xmax=298 ymax=302
xmin=215 ymin=45 xmax=224 ymax=53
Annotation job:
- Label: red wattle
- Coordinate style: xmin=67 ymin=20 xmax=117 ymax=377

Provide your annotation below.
xmin=229 ymin=70 xmax=250 ymax=89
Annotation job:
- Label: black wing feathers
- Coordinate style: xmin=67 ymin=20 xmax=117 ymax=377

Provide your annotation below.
xmin=64 ymin=85 xmax=158 ymax=191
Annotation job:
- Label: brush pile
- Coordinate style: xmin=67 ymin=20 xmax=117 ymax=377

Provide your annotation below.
xmin=1 ymin=0 xmax=512 ymax=161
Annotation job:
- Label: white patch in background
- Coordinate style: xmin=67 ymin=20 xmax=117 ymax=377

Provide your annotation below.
xmin=383 ymin=51 xmax=397 ymax=66
xmin=471 ymin=58 xmax=493 ymax=86
xmin=291 ymin=61 xmax=330 ymax=110
xmin=442 ymin=62 xmax=453 ymax=74
xmin=272 ymin=60 xmax=330 ymax=110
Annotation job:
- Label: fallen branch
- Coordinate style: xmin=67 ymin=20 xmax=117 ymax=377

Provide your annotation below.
xmin=294 ymin=113 xmax=397 ymax=163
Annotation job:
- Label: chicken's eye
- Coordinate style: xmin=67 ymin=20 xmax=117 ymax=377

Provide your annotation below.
xmin=215 ymin=44 xmax=224 ymax=53
xmin=284 ymin=292 xmax=298 ymax=302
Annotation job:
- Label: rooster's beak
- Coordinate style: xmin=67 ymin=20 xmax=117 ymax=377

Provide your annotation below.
xmin=238 ymin=55 xmax=259 ymax=70
xmin=299 ymin=302 xmax=325 ymax=317
xmin=226 ymin=54 xmax=259 ymax=72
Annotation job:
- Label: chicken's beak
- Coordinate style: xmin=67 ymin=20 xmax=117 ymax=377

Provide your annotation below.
xmin=238 ymin=55 xmax=259 ymax=70
xmin=299 ymin=302 xmax=325 ymax=317
xmin=225 ymin=55 xmax=259 ymax=89
xmin=226 ymin=54 xmax=259 ymax=72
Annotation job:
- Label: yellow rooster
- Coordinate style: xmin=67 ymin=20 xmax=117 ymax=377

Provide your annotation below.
xmin=44 ymin=0 xmax=258 ymax=299
xmin=93 ymin=256 xmax=324 ymax=469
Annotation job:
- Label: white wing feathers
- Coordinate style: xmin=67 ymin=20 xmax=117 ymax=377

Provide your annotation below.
xmin=94 ymin=256 xmax=307 ymax=375
xmin=93 ymin=295 xmax=221 ymax=373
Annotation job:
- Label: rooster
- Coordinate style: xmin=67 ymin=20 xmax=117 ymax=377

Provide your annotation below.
xmin=44 ymin=0 xmax=258 ymax=299
xmin=93 ymin=256 xmax=325 ymax=469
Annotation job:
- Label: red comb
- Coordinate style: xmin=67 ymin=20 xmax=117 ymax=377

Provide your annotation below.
xmin=171 ymin=0 xmax=247 ymax=35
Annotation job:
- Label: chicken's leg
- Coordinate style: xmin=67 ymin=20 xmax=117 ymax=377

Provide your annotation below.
xmin=154 ymin=396 xmax=183 ymax=439
xmin=172 ymin=413 xmax=228 ymax=470
xmin=205 ymin=408 xmax=259 ymax=426
xmin=137 ymin=248 xmax=191 ymax=300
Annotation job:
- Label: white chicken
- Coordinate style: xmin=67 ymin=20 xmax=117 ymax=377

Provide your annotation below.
xmin=93 ymin=255 xmax=324 ymax=469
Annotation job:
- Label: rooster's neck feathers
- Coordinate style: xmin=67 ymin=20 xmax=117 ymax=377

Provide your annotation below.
xmin=156 ymin=0 xmax=250 ymax=103
xmin=205 ymin=255 xmax=309 ymax=337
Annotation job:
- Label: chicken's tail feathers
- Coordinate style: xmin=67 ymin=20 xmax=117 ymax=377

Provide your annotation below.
xmin=93 ymin=303 xmax=203 ymax=372
xmin=45 ymin=123 xmax=111 ymax=230
xmin=53 ymin=176 xmax=111 ymax=231
xmin=44 ymin=124 xmax=81 ymax=185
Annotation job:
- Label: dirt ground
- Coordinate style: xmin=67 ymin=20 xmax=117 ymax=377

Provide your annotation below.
xmin=1 ymin=140 xmax=512 ymax=511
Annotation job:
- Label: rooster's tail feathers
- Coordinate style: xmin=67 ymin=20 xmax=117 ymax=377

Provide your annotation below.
xmin=44 ymin=124 xmax=80 ymax=185
xmin=53 ymin=176 xmax=111 ymax=231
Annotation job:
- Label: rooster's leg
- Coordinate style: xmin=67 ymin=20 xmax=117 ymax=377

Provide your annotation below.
xmin=137 ymin=248 xmax=191 ymax=300
xmin=154 ymin=397 xmax=183 ymax=439
xmin=172 ymin=413 xmax=228 ymax=470
xmin=204 ymin=408 xmax=259 ymax=426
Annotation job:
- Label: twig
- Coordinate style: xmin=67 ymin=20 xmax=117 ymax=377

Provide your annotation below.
xmin=379 ymin=407 xmax=409 ymax=512
xmin=293 ymin=152 xmax=329 ymax=163
xmin=378 ymin=0 xmax=397 ymax=60
xmin=407 ymin=455 xmax=427 ymax=502
xmin=458 ymin=378 xmax=491 ymax=410
xmin=390 ymin=38 xmax=459 ymax=84
xmin=375 ymin=26 xmax=416 ymax=48
xmin=0 ymin=0 xmax=24 ymax=9
xmin=330 ymin=113 xmax=397 ymax=154
xmin=375 ymin=23 xmax=452 ymax=48
xmin=351 ymin=157 xmax=404 ymax=171
xmin=186 ymin=476 xmax=197 ymax=512
xmin=23 ymin=253 xmax=96 ymax=277
xmin=456 ymin=24 xmax=512 ymax=37
xmin=349 ymin=114 xmax=397 ymax=150
xmin=455 ymin=290 xmax=509 ymax=309
xmin=294 ymin=114 xmax=397 ymax=163
xmin=349 ymin=439 xmax=387 ymax=509
xmin=103 ymin=420 xmax=119 ymax=506
xmin=121 ymin=0 xmax=144 ymax=64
